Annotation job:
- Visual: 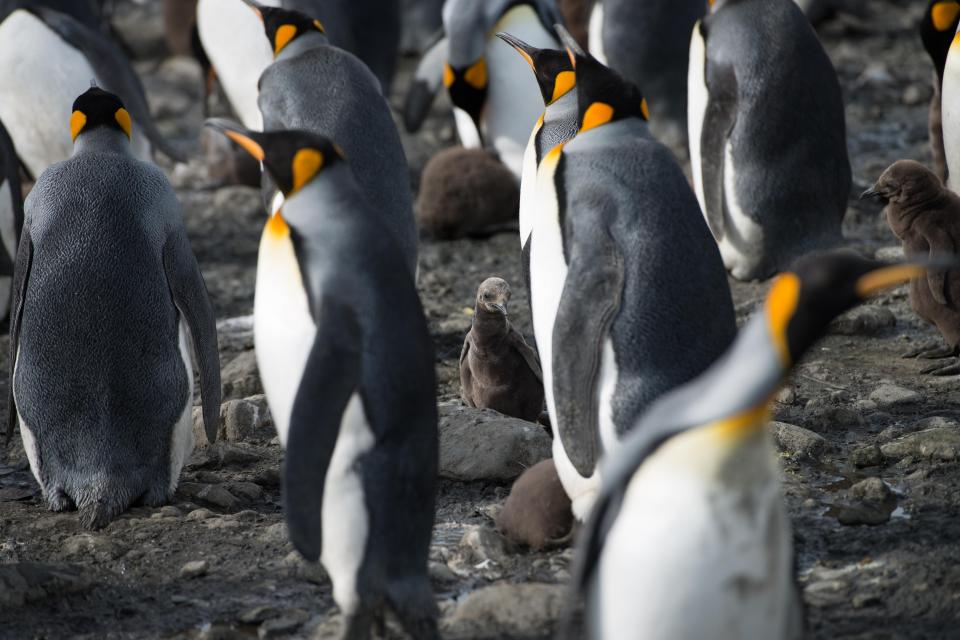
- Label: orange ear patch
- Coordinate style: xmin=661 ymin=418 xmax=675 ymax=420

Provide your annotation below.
xmin=291 ymin=148 xmax=324 ymax=194
xmin=114 ymin=108 xmax=132 ymax=139
xmin=274 ymin=24 xmax=298 ymax=55
xmin=933 ymin=1 xmax=960 ymax=31
xmin=580 ymin=102 xmax=614 ymax=133
xmin=70 ymin=110 xmax=87 ymax=141
xmin=443 ymin=63 xmax=455 ymax=88
xmin=550 ymin=70 xmax=575 ymax=104
xmin=464 ymin=59 xmax=488 ymax=89
xmin=765 ymin=272 xmax=801 ymax=366
xmin=640 ymin=98 xmax=650 ymax=121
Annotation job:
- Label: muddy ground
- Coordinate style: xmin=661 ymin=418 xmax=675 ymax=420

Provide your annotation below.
xmin=2 ymin=0 xmax=960 ymax=638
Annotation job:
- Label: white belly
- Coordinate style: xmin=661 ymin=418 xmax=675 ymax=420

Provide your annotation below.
xmin=944 ymin=37 xmax=960 ymax=192
xmin=197 ymin=0 xmax=278 ymax=130
xmin=688 ymin=21 xmax=708 ymax=214
xmin=453 ymin=107 xmax=483 ymax=149
xmin=518 ymin=121 xmax=540 ymax=249
xmin=596 ymin=339 xmax=619 ymax=454
xmin=485 ymin=6 xmax=558 ymax=177
xmin=717 ymin=143 xmax=764 ymax=279
xmin=321 ymin=392 xmax=375 ymax=615
xmin=13 ymin=346 xmax=42 ymax=489
xmin=254 ymin=225 xmax=317 ymax=446
xmin=168 ymin=319 xmax=196 ymax=490
xmin=588 ymin=1 xmax=606 ymax=64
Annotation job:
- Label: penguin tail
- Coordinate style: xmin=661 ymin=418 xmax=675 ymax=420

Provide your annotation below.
xmin=79 ymin=499 xmax=121 ymax=530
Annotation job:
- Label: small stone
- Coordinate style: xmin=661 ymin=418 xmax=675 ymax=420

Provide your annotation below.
xmin=441 ymin=583 xmax=565 ymax=638
xmin=186 ymin=508 xmax=215 ymax=521
xmin=775 ymin=386 xmax=796 ymax=405
xmin=429 ymin=561 xmax=457 ymax=583
xmin=232 ymin=510 xmax=261 ymax=523
xmin=828 ymin=306 xmax=895 ymax=336
xmin=803 ymin=579 xmax=850 ymax=608
xmin=851 ymin=445 xmax=884 ymax=468
xmin=205 ymin=517 xmax=242 ymax=530
xmin=180 ymin=560 xmax=209 ymax=578
xmin=220 ymin=398 xmax=272 ymax=442
xmin=0 ymin=563 xmax=92 ymax=607
xmin=221 ymin=351 xmax=263 ymax=401
xmin=261 ymin=522 xmax=289 ymax=545
xmin=849 ymin=477 xmax=892 ymax=504
xmin=239 ymin=605 xmax=279 ymax=624
xmin=280 ymin=551 xmax=326 ymax=584
xmin=159 ymin=506 xmax=182 ymax=518
xmin=253 ymin=468 xmax=281 ymax=488
xmin=868 ymin=383 xmax=920 ymax=410
xmin=770 ymin=422 xmax=828 ymax=460
xmin=459 ymin=526 xmax=510 ymax=565
xmin=197 ymin=485 xmax=240 ymax=510
xmin=258 ymin=609 xmax=309 ymax=638
xmin=833 ymin=505 xmax=890 ymax=526
xmin=62 ymin=534 xmax=126 ymax=562
xmin=881 ymin=424 xmax=960 ymax=461
xmin=228 ymin=482 xmax=264 ymax=502
xmin=901 ymin=83 xmax=927 ymax=106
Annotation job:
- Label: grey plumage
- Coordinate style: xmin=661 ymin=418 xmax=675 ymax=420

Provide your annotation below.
xmin=0 ymin=0 xmax=103 ymax=28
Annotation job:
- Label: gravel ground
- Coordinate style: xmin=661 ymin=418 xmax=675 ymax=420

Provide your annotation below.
xmin=3 ymin=1 xmax=960 ymax=638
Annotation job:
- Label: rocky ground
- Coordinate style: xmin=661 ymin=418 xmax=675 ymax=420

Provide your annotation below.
xmin=2 ymin=0 xmax=960 ymax=638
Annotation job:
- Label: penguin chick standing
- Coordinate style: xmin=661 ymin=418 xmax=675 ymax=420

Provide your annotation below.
xmin=575 ymin=252 xmax=928 ymax=640
xmin=244 ymin=1 xmax=418 ymax=275
xmin=8 ymin=88 xmax=220 ymax=529
xmin=460 ymin=277 xmax=544 ymax=422
xmin=0 ymin=7 xmax=184 ymax=177
xmin=864 ymin=160 xmax=960 ymax=375
xmin=0 ymin=117 xmax=23 ymax=322
xmin=403 ymin=0 xmax=562 ymax=177
xmin=207 ymin=120 xmax=438 ymax=639
xmin=532 ymin=43 xmax=736 ymax=518
xmin=921 ymin=0 xmax=960 ymax=183
xmin=689 ymin=0 xmax=851 ymax=280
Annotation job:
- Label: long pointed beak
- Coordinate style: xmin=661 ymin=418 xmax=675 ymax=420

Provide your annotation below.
xmin=859 ymin=187 xmax=881 ymax=200
xmin=495 ymin=32 xmax=537 ymax=67
xmin=204 ymin=118 xmax=265 ymax=161
xmin=855 ymin=263 xmax=926 ymax=297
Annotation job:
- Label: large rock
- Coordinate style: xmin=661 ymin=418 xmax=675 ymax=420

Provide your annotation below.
xmin=0 ymin=563 xmax=92 ymax=608
xmin=881 ymin=421 xmax=960 ymax=461
xmin=438 ymin=404 xmax=552 ymax=481
xmin=221 ymin=351 xmax=262 ymax=401
xmin=866 ymin=382 xmax=920 ymax=411
xmin=441 ymin=583 xmax=565 ymax=639
xmin=770 ymin=422 xmax=829 ymax=460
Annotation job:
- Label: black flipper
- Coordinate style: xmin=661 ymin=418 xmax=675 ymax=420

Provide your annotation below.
xmin=7 ymin=225 xmax=31 ymax=442
xmin=162 ymin=229 xmax=221 ymax=444
xmin=507 ymin=329 xmax=542 ymax=383
xmin=0 ymin=117 xmax=24 ymax=249
xmin=403 ymin=34 xmax=447 ymax=133
xmin=284 ymin=301 xmax=363 ymax=562
xmin=700 ymin=23 xmax=738 ymax=242
xmin=550 ymin=223 xmax=624 ymax=476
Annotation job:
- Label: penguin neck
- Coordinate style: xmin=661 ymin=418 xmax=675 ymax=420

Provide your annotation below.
xmin=72 ymin=128 xmax=133 ymax=156
xmin=276 ymin=32 xmax=328 ymax=61
xmin=545 ymin=88 xmax=577 ymax=123
xmin=470 ymin=308 xmax=509 ymax=343
xmin=888 ymin=189 xmax=953 ymax=235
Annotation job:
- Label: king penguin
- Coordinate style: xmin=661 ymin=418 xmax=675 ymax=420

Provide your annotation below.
xmin=241 ymin=1 xmax=418 ymax=275
xmin=206 ymin=119 xmax=438 ymax=639
xmin=403 ymin=0 xmax=562 ymax=177
xmin=496 ymin=29 xmax=579 ymax=294
xmin=588 ymin=0 xmax=705 ymax=155
xmin=532 ymin=38 xmax=736 ymax=518
xmin=0 ymin=117 xmax=23 ymax=323
xmin=8 ymin=88 xmax=220 ymax=529
xmin=0 ymin=7 xmax=184 ymax=178
xmin=688 ymin=0 xmax=851 ymax=280
xmin=936 ymin=2 xmax=960 ymax=192
xmin=573 ymin=253 xmax=927 ymax=640
xmin=921 ymin=0 xmax=960 ymax=184
xmin=0 ymin=0 xmax=105 ymax=30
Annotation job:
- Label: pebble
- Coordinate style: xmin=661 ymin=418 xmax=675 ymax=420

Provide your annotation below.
xmin=828 ymin=306 xmax=895 ymax=336
xmin=221 ymin=351 xmax=263 ymax=401
xmin=186 ymin=508 xmax=215 ymax=522
xmin=438 ymin=404 xmax=552 ymax=481
xmin=228 ymin=482 xmax=264 ymax=502
xmin=239 ymin=605 xmax=279 ymax=625
xmin=901 ymin=83 xmax=928 ymax=106
xmin=260 ymin=522 xmax=289 ymax=546
xmin=881 ymin=424 xmax=960 ymax=461
xmin=258 ymin=609 xmax=309 ymax=638
xmin=62 ymin=534 xmax=127 ymax=562
xmin=833 ymin=505 xmax=891 ymax=527
xmin=280 ymin=551 xmax=326 ymax=584
xmin=205 ymin=517 xmax=242 ymax=530
xmin=180 ymin=560 xmax=209 ymax=579
xmin=458 ymin=526 xmax=510 ymax=565
xmin=232 ymin=509 xmax=261 ymax=523
xmin=850 ymin=477 xmax=892 ymax=504
xmin=429 ymin=561 xmax=457 ymax=583
xmin=196 ymin=485 xmax=240 ymax=510
xmin=770 ymin=422 xmax=828 ymax=460
xmin=220 ymin=398 xmax=272 ymax=443
xmin=867 ymin=383 xmax=920 ymax=410
xmin=804 ymin=578 xmax=850 ymax=608
xmin=775 ymin=386 xmax=796 ymax=405
xmin=0 ymin=563 xmax=92 ymax=607
xmin=441 ymin=583 xmax=565 ymax=639
xmin=851 ymin=445 xmax=884 ymax=468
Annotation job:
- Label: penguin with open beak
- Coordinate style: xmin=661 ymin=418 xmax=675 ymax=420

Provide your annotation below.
xmin=573 ymin=251 xmax=936 ymax=640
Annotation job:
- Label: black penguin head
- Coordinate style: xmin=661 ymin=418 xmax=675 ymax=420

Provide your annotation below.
xmin=766 ymin=251 xmax=928 ymax=366
xmin=921 ymin=1 xmax=960 ymax=78
xmin=444 ymin=55 xmax=487 ymax=130
xmin=204 ymin=118 xmax=344 ymax=198
xmin=70 ymin=87 xmax=132 ymax=143
xmin=475 ymin=277 xmax=511 ymax=316
xmin=496 ymin=32 xmax=575 ymax=107
xmin=861 ymin=160 xmax=944 ymax=207
xmin=554 ymin=25 xmax=647 ymax=134
xmin=241 ymin=0 xmax=325 ymax=57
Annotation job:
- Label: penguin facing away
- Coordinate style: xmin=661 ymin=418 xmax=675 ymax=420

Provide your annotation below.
xmin=575 ymin=253 xmax=929 ymax=640
xmin=0 ymin=117 xmax=23 ymax=323
xmin=936 ymin=2 xmax=960 ymax=191
xmin=532 ymin=39 xmax=736 ymax=519
xmin=689 ymin=0 xmax=851 ymax=280
xmin=8 ymin=88 xmax=220 ymax=529
xmin=243 ymin=0 xmax=418 ymax=275
xmin=0 ymin=8 xmax=184 ymax=178
xmin=206 ymin=120 xmax=439 ymax=639
xmin=403 ymin=0 xmax=562 ymax=177
xmin=920 ymin=0 xmax=960 ymax=184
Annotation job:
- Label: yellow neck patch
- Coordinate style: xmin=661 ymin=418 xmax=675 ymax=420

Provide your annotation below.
xmin=114 ymin=108 xmax=132 ymax=139
xmin=70 ymin=110 xmax=87 ymax=141
xmin=933 ymin=1 xmax=960 ymax=31
xmin=580 ymin=102 xmax=614 ymax=133
xmin=464 ymin=58 xmax=488 ymax=89
xmin=291 ymin=148 xmax=323 ymax=194
xmin=708 ymin=401 xmax=772 ymax=442
xmin=641 ymin=98 xmax=650 ymax=120
xmin=265 ymin=210 xmax=290 ymax=239
xmin=550 ymin=70 xmax=575 ymax=104
xmin=765 ymin=272 xmax=801 ymax=366
xmin=274 ymin=24 xmax=298 ymax=55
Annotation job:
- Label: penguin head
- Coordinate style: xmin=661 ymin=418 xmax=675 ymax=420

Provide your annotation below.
xmin=922 ymin=1 xmax=960 ymax=77
xmin=240 ymin=0 xmax=325 ymax=57
xmin=70 ymin=87 xmax=132 ymax=143
xmin=205 ymin=118 xmax=344 ymax=200
xmin=861 ymin=160 xmax=944 ymax=207
xmin=443 ymin=57 xmax=488 ymax=130
xmin=475 ymin=277 xmax=511 ymax=316
xmin=555 ymin=25 xmax=648 ymax=134
xmin=766 ymin=251 xmax=928 ymax=366
xmin=495 ymin=32 xmax=575 ymax=107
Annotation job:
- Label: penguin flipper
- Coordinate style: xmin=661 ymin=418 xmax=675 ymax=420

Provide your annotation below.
xmin=701 ymin=51 xmax=738 ymax=242
xmin=551 ymin=224 xmax=624 ymax=476
xmin=403 ymin=34 xmax=448 ymax=133
xmin=507 ymin=328 xmax=543 ymax=383
xmin=922 ymin=227 xmax=956 ymax=306
xmin=284 ymin=302 xmax=364 ymax=562
xmin=7 ymin=225 xmax=31 ymax=443
xmin=162 ymin=229 xmax=221 ymax=444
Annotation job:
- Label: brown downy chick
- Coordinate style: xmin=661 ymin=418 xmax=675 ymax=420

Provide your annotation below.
xmin=496 ymin=459 xmax=574 ymax=550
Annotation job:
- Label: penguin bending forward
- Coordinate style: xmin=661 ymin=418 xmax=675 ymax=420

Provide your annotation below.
xmin=207 ymin=120 xmax=439 ymax=639
xmin=8 ymin=88 xmax=220 ymax=529
xmin=689 ymin=0 xmax=851 ymax=280
xmin=574 ymin=253 xmax=927 ymax=640
xmin=532 ymin=40 xmax=736 ymax=518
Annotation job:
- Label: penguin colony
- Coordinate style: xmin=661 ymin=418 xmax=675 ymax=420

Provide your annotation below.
xmin=0 ymin=0 xmax=955 ymax=638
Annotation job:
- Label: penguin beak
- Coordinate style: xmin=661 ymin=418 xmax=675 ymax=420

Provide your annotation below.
xmin=495 ymin=32 xmax=536 ymax=67
xmin=491 ymin=303 xmax=507 ymax=316
xmin=204 ymin=118 xmax=265 ymax=162
xmin=859 ymin=186 xmax=884 ymax=201
xmin=855 ymin=263 xmax=927 ymax=298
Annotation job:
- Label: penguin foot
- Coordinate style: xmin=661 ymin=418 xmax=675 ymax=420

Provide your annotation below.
xmin=47 ymin=489 xmax=75 ymax=513
xmin=920 ymin=359 xmax=960 ymax=376
xmin=902 ymin=343 xmax=956 ymax=359
xmin=79 ymin=500 xmax=121 ymax=530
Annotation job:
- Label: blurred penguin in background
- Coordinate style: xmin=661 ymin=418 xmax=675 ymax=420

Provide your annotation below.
xmin=0 ymin=118 xmax=22 ymax=323
xmin=927 ymin=0 xmax=960 ymax=186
